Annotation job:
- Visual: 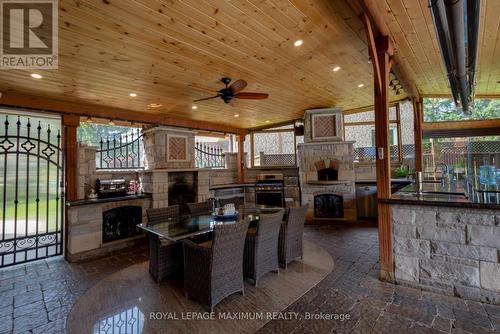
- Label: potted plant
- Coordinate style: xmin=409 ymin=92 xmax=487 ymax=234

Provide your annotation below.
xmin=394 ymin=165 xmax=412 ymax=179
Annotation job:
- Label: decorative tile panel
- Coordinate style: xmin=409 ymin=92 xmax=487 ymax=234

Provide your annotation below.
xmin=313 ymin=114 xmax=336 ymax=138
xmin=167 ymin=135 xmax=188 ymax=161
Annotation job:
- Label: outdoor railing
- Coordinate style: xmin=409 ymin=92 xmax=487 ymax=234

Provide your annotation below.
xmin=195 ymin=142 xmax=225 ymax=168
xmin=96 ymin=129 xmax=144 ymax=170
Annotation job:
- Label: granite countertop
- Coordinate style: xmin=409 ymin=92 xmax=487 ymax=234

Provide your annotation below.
xmin=382 ymin=182 xmax=500 ymax=209
xmin=209 ymin=183 xmax=256 ymax=190
xmin=356 ymin=179 xmax=413 ymax=184
xmin=67 ymin=193 xmax=152 ymax=207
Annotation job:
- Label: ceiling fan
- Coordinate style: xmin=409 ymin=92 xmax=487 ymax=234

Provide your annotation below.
xmin=193 ymin=77 xmax=269 ymax=105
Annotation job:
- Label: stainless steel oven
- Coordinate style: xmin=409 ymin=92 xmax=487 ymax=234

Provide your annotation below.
xmin=255 ymin=174 xmax=284 ymax=207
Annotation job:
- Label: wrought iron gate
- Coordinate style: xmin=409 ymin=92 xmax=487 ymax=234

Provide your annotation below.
xmin=0 ymin=114 xmax=63 ymax=267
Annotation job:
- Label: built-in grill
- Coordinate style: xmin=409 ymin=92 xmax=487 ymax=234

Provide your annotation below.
xmin=255 ymin=174 xmax=284 ymax=207
xmin=95 ymin=178 xmax=127 ymax=198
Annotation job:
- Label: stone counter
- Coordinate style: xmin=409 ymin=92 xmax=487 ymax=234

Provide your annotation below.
xmin=391 ymin=203 xmax=500 ymax=304
xmin=67 ymin=197 xmax=152 ymax=262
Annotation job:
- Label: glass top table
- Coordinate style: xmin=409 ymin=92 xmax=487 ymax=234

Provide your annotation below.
xmin=137 ymin=206 xmax=283 ymax=242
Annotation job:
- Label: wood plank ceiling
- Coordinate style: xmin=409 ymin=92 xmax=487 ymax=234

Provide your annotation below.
xmin=371 ymin=0 xmax=500 ymax=98
xmin=0 ymin=0 xmax=498 ymax=129
xmin=0 ymin=0 xmax=391 ymax=128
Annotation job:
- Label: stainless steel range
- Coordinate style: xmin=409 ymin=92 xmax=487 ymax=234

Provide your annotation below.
xmin=255 ymin=174 xmax=284 ymax=207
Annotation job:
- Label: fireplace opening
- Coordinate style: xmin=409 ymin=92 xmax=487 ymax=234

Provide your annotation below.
xmin=315 ymin=159 xmax=339 ymax=181
xmin=314 ymin=193 xmax=344 ymax=218
xmin=103 ymin=206 xmax=142 ymax=243
xmin=168 ymin=172 xmax=197 ymax=214
xmin=317 ymin=168 xmax=338 ymax=181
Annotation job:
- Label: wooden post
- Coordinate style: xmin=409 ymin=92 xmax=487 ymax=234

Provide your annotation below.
xmin=373 ymin=35 xmax=395 ymax=283
xmin=62 ymin=114 xmax=79 ymax=261
xmin=413 ymin=97 xmax=424 ymax=172
xmin=236 ymin=131 xmax=246 ymax=183
xmin=63 ymin=115 xmax=80 ymax=201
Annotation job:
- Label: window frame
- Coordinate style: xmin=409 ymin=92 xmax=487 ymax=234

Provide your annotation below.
xmin=343 ymin=103 xmax=403 ymax=164
xmin=248 ymin=122 xmax=300 ymax=168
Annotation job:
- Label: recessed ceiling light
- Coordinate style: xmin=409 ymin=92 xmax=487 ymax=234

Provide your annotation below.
xmin=265 ymin=120 xmax=270 ymax=123
xmin=129 ymin=93 xmax=137 ymax=97
xmin=294 ymin=39 xmax=303 ymax=47
xmin=192 ymin=105 xmax=198 ymax=110
xmin=234 ymin=114 xmax=239 ymax=117
xmin=147 ymin=103 xmax=163 ymax=109
xmin=30 ymin=73 xmax=42 ymax=79
xmin=333 ymin=66 xmax=341 ymax=72
xmin=357 ymin=84 xmax=364 ymax=88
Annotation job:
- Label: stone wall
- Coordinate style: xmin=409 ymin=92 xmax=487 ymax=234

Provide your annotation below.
xmin=67 ymin=197 xmax=151 ymax=261
xmin=392 ymin=204 xmax=500 ymax=304
xmin=298 ymin=141 xmax=357 ymax=221
xmin=143 ymin=127 xmax=195 ymax=169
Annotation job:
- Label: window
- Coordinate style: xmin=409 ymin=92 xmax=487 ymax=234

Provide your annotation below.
xmin=248 ymin=123 xmax=302 ymax=167
xmin=343 ymin=101 xmax=416 ymax=167
xmin=344 ymin=105 xmax=400 ymax=163
xmin=423 ymin=98 xmax=500 ymax=122
xmin=77 ymin=122 xmax=144 ymax=169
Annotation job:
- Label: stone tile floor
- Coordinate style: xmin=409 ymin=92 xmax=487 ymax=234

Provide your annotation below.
xmin=1 ymin=223 xmax=499 ymax=333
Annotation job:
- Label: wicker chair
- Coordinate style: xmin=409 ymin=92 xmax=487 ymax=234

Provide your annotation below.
xmin=279 ymin=205 xmax=308 ymax=269
xmin=187 ymin=200 xmax=212 ymax=215
xmin=243 ymin=209 xmax=284 ymax=286
xmin=183 ymin=219 xmax=250 ymax=311
xmin=146 ymin=205 xmax=181 ymax=282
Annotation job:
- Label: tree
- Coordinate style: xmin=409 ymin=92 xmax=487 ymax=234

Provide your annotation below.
xmin=77 ymin=123 xmax=139 ymax=147
xmin=423 ymin=98 xmax=500 ymax=122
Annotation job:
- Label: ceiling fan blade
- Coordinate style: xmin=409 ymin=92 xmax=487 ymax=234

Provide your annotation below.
xmin=193 ymin=95 xmax=219 ymax=102
xmin=229 ymin=98 xmax=235 ymax=107
xmin=229 ymin=79 xmax=247 ymax=94
xmin=234 ymin=92 xmax=269 ymax=100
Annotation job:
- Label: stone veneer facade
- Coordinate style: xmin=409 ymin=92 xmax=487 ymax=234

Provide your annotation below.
xmin=392 ymin=204 xmax=500 ymax=305
xmin=297 ymin=142 xmax=356 ymax=221
xmin=67 ymin=198 xmax=152 ymax=261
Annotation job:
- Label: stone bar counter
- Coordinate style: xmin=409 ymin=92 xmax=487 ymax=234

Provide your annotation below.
xmin=382 ymin=182 xmax=500 ymax=304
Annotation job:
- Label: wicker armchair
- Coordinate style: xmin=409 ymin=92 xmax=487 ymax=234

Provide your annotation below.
xmin=279 ymin=205 xmax=308 ymax=269
xmin=146 ymin=205 xmax=181 ymax=282
xmin=243 ymin=209 xmax=284 ymax=286
xmin=187 ymin=200 xmax=212 ymax=215
xmin=183 ymin=219 xmax=250 ymax=311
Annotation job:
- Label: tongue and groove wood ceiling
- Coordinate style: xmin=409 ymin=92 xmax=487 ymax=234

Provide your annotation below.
xmin=0 ymin=0 xmax=498 ymax=128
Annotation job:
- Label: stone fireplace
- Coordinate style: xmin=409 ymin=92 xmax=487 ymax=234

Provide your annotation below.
xmin=298 ymin=108 xmax=357 ymax=221
xmin=314 ymin=192 xmax=343 ymax=218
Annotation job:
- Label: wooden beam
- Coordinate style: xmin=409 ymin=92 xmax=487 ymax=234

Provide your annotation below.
xmin=413 ymin=97 xmax=424 ymax=171
xmin=422 ymin=94 xmax=500 ymax=99
xmin=347 ymin=0 xmax=420 ymax=98
xmin=0 ymin=93 xmax=240 ymax=134
xmin=422 ymin=118 xmax=500 ymax=131
xmin=373 ymin=35 xmax=395 ymax=283
xmin=360 ymin=13 xmax=382 ymax=95
xmin=236 ymin=133 xmax=246 ymax=183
